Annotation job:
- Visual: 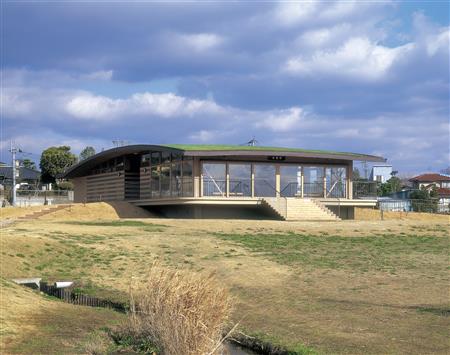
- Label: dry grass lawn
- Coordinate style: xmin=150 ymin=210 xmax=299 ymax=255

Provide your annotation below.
xmin=1 ymin=203 xmax=449 ymax=354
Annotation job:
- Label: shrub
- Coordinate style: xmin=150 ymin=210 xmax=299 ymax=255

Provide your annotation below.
xmin=126 ymin=264 xmax=232 ymax=355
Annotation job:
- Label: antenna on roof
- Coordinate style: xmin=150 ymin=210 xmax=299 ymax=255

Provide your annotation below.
xmin=245 ymin=136 xmax=259 ymax=146
xmin=112 ymin=140 xmax=129 ymax=148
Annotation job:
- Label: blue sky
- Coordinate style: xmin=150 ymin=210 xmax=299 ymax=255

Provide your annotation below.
xmin=1 ymin=1 xmax=449 ymax=174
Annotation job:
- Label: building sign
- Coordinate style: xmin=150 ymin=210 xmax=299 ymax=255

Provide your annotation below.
xmin=267 ymin=156 xmax=286 ymax=161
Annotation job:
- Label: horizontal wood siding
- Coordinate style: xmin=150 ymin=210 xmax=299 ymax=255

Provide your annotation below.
xmin=125 ymin=172 xmax=140 ymax=200
xmin=85 ymin=171 xmax=125 ymax=202
xmin=140 ymin=167 xmax=151 ymax=199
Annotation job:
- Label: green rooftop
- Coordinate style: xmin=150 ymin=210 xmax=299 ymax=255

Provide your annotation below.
xmin=161 ymin=144 xmax=379 ymax=158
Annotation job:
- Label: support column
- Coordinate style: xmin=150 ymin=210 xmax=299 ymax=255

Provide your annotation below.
xmin=251 ymin=164 xmax=255 ymax=198
xmin=347 ymin=162 xmax=353 ymax=199
xmin=194 ymin=158 xmax=202 ymax=197
xmin=226 ymin=163 xmax=229 ymax=198
xmin=323 ymin=167 xmax=327 ymax=198
xmin=301 ymin=174 xmax=304 ymax=198
xmin=275 ymin=165 xmax=281 ymax=198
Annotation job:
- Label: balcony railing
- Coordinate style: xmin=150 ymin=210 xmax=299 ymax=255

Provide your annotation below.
xmin=353 ymin=181 xmax=378 ymax=199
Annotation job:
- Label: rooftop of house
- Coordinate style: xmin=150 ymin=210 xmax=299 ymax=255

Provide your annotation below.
xmin=409 ymin=173 xmax=450 ymax=182
xmin=63 ymin=144 xmax=385 ymax=179
xmin=161 ymin=144 xmax=379 ymax=158
xmin=0 ymin=166 xmax=41 ymax=181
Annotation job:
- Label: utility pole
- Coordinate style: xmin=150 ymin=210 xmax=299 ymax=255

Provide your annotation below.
xmin=9 ymin=141 xmax=18 ymax=206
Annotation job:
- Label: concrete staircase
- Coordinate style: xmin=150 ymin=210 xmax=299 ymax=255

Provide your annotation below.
xmin=18 ymin=205 xmax=71 ymax=220
xmin=262 ymin=198 xmax=340 ymax=221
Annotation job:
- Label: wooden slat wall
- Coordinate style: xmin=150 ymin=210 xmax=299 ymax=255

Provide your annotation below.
xmin=140 ymin=167 xmax=151 ymax=199
xmin=85 ymin=171 xmax=125 ymax=202
xmin=125 ymin=172 xmax=140 ymax=200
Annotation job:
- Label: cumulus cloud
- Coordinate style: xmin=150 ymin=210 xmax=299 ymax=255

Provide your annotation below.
xmin=285 ymin=37 xmax=415 ymax=81
xmin=65 ymin=92 xmax=224 ymax=120
xmin=255 ymin=107 xmax=304 ymax=132
xmin=2 ymin=3 xmax=449 ymax=172
xmin=177 ymin=33 xmax=224 ymax=51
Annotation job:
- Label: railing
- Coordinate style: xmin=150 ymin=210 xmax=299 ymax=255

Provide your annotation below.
xmin=378 ymin=199 xmax=449 ymax=214
xmin=303 ymin=182 xmax=324 ymax=197
xmin=13 ymin=190 xmax=74 ymax=206
xmin=229 ymin=179 xmax=251 ymax=197
xmin=280 ymin=182 xmax=301 ymax=197
xmin=170 ymin=177 xmax=194 ymax=197
xmin=353 ymin=181 xmax=378 ymax=199
xmin=326 ymin=180 xmax=346 ymax=198
xmin=203 ymin=178 xmax=226 ymax=197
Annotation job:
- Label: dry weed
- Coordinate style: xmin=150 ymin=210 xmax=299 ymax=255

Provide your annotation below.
xmin=127 ymin=263 xmax=232 ymax=355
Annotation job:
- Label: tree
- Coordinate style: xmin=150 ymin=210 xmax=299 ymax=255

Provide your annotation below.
xmin=40 ymin=146 xmax=77 ymax=183
xmin=377 ymin=176 xmax=402 ymax=196
xmin=410 ymin=186 xmax=438 ymax=213
xmin=352 ymin=168 xmax=362 ymax=180
xmin=79 ymin=146 xmax=96 ymax=161
xmin=21 ymin=158 xmax=36 ymax=170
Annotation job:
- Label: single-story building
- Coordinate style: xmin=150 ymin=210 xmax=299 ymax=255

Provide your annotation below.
xmin=63 ymin=144 xmax=385 ymax=220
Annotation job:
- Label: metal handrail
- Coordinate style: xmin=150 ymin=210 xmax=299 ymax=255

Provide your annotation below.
xmin=255 ymin=179 xmax=288 ymax=219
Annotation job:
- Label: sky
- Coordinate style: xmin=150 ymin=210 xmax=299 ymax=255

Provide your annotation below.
xmin=1 ymin=0 xmax=449 ymax=174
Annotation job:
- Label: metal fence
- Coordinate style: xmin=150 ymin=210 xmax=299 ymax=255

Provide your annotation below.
xmin=378 ymin=199 xmax=449 ymax=214
xmin=6 ymin=190 xmax=74 ymax=207
xmin=353 ymin=181 xmax=378 ymax=199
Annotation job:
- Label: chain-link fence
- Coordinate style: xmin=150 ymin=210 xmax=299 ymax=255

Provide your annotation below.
xmin=378 ymin=199 xmax=449 ymax=214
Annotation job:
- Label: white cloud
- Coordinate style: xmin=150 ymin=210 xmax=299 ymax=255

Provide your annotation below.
xmin=426 ymin=27 xmax=449 ymax=56
xmin=65 ymin=92 xmax=224 ymax=120
xmin=296 ymin=23 xmax=352 ymax=48
xmin=177 ymin=33 xmax=223 ymax=51
xmin=81 ymin=70 xmax=113 ymax=81
xmin=275 ymin=1 xmax=318 ymax=27
xmin=285 ymin=37 xmax=414 ymax=80
xmin=255 ymin=107 xmax=304 ymax=132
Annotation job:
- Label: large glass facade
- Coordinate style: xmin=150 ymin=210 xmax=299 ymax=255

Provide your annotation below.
xmin=182 ymin=158 xmax=193 ymax=197
xmin=229 ymin=164 xmax=251 ymax=197
xmin=326 ymin=167 xmax=346 ymax=198
xmin=143 ymin=152 xmax=194 ymax=199
xmin=143 ymin=153 xmax=348 ymax=199
xmin=280 ymin=165 xmax=302 ymax=197
xmin=150 ymin=152 xmax=160 ymax=198
xmin=202 ymin=163 xmax=226 ymax=196
xmin=254 ymin=164 xmax=276 ymax=197
xmin=303 ymin=166 xmax=325 ymax=197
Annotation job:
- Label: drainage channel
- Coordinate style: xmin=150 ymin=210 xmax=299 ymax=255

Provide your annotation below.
xmin=13 ymin=279 xmax=259 ymax=354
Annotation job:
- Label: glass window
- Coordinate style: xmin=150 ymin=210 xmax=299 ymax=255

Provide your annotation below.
xmin=171 ymin=153 xmax=183 ymax=162
xmin=229 ymin=164 xmax=251 ymax=197
xmin=150 ymin=168 xmax=160 ymax=198
xmin=141 ymin=153 xmax=151 ymax=166
xmin=326 ymin=167 xmax=346 ymax=198
xmin=202 ymin=163 xmax=226 ymax=196
xmin=280 ymin=166 xmax=302 ymax=197
xmin=303 ymin=166 xmax=324 ymax=197
xmin=182 ymin=159 xmax=194 ymax=197
xmin=171 ymin=161 xmax=182 ymax=197
xmin=161 ymin=151 xmax=171 ymax=164
xmin=160 ymin=165 xmax=171 ymax=197
xmin=151 ymin=152 xmax=160 ymax=165
xmin=254 ymin=164 xmax=276 ymax=197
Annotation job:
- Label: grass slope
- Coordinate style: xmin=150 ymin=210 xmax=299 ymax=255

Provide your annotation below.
xmin=1 ymin=214 xmax=449 ymax=354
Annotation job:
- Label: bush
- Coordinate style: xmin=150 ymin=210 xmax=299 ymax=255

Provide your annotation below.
xmin=56 ymin=181 xmax=74 ymax=190
xmin=126 ymin=264 xmax=232 ymax=355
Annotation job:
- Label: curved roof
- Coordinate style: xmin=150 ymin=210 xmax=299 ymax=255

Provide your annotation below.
xmin=63 ymin=144 xmax=386 ymax=178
